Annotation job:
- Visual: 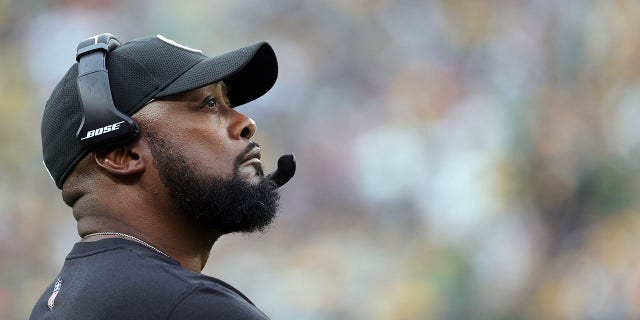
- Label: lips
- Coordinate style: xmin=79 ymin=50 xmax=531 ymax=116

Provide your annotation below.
xmin=241 ymin=147 xmax=262 ymax=165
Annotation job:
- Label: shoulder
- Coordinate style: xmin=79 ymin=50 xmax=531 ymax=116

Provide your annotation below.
xmin=34 ymin=239 xmax=198 ymax=318
xmin=31 ymin=239 xmax=270 ymax=319
xmin=168 ymin=283 xmax=270 ymax=320
xmin=72 ymin=239 xmax=192 ymax=292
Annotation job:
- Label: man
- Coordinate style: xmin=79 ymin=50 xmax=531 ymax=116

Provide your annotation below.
xmin=30 ymin=34 xmax=294 ymax=319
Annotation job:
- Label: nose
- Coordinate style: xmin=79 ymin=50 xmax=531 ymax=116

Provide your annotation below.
xmin=229 ymin=109 xmax=257 ymax=140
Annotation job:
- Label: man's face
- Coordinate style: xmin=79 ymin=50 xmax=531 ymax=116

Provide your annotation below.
xmin=135 ymin=81 xmax=279 ymax=234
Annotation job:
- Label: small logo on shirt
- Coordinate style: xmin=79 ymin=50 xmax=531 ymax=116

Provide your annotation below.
xmin=48 ymin=278 xmax=62 ymax=310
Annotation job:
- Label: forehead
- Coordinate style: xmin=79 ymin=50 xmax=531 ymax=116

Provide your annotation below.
xmin=157 ymin=81 xmax=228 ymax=102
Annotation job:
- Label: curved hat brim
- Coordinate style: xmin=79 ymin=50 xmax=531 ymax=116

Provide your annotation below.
xmin=156 ymin=42 xmax=278 ymax=107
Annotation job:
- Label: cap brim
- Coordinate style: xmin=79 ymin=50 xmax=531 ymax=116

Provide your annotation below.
xmin=156 ymin=42 xmax=278 ymax=106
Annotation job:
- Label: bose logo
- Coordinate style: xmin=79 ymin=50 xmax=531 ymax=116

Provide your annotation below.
xmin=81 ymin=121 xmax=125 ymax=140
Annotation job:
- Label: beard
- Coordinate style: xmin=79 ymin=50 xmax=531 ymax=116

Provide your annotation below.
xmin=145 ymin=133 xmax=280 ymax=235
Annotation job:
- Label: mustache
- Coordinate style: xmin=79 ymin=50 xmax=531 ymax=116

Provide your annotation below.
xmin=234 ymin=141 xmax=263 ymax=175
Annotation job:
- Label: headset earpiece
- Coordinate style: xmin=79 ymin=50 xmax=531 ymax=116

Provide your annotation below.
xmin=75 ymin=33 xmax=139 ymax=152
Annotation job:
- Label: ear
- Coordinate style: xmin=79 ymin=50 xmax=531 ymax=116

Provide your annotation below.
xmin=94 ymin=144 xmax=145 ymax=177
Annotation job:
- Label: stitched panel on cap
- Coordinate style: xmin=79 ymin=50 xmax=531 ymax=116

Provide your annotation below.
xmin=41 ymin=64 xmax=86 ymax=188
xmin=107 ymin=53 xmax=161 ymax=115
xmin=114 ymin=36 xmax=205 ymax=92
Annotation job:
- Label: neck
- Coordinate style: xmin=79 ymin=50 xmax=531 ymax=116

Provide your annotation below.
xmin=75 ymin=189 xmax=222 ymax=273
xmin=84 ymin=232 xmax=171 ymax=258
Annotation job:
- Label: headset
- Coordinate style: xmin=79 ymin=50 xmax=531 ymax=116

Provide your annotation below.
xmin=75 ymin=33 xmax=139 ymax=152
xmin=74 ymin=33 xmax=295 ymax=187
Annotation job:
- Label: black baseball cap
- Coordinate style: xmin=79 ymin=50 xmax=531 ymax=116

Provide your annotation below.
xmin=41 ymin=34 xmax=278 ymax=189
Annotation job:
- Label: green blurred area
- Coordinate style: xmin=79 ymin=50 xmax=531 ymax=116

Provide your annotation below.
xmin=2 ymin=0 xmax=640 ymax=319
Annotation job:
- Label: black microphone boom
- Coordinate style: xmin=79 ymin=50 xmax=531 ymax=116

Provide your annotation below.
xmin=267 ymin=154 xmax=296 ymax=188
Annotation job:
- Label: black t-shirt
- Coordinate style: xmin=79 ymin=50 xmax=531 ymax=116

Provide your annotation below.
xmin=30 ymin=238 xmax=269 ymax=319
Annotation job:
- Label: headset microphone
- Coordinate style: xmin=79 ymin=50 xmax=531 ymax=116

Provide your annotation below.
xmin=267 ymin=154 xmax=296 ymax=188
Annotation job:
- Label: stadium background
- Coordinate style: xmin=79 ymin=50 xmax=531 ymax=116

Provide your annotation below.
xmin=2 ymin=0 xmax=640 ymax=319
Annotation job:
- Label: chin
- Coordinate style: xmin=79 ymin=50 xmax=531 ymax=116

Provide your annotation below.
xmin=239 ymin=166 xmax=265 ymax=184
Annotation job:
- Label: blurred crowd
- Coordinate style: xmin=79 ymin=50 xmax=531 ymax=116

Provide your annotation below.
xmin=2 ymin=0 xmax=640 ymax=319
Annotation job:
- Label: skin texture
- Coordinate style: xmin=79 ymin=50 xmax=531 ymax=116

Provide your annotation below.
xmin=61 ymin=81 xmax=263 ymax=272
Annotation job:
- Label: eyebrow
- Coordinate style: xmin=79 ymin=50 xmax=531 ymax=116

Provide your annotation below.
xmin=199 ymin=93 xmax=214 ymax=104
xmin=186 ymin=89 xmax=211 ymax=102
xmin=158 ymin=81 xmax=228 ymax=103
xmin=192 ymin=82 xmax=228 ymax=101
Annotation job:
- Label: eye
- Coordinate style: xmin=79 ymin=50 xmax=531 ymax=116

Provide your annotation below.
xmin=199 ymin=96 xmax=218 ymax=112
